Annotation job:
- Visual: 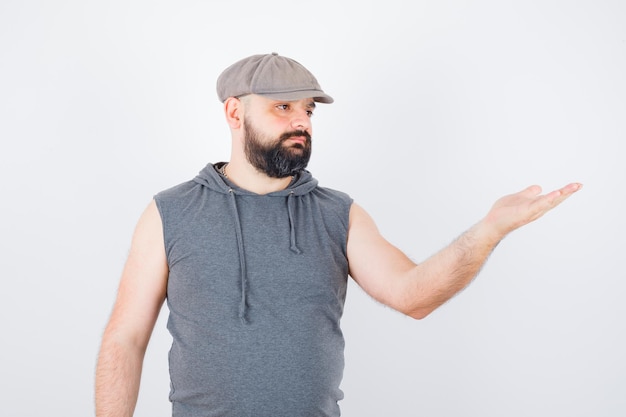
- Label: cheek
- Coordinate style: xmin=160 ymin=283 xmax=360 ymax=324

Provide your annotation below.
xmin=258 ymin=114 xmax=287 ymax=133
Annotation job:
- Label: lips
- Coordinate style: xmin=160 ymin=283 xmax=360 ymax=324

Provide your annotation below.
xmin=279 ymin=130 xmax=311 ymax=150
xmin=288 ymin=136 xmax=307 ymax=145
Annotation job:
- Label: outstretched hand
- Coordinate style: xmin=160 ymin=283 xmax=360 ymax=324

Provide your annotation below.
xmin=483 ymin=182 xmax=583 ymax=240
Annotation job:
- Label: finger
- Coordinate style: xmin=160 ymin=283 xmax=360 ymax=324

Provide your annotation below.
xmin=560 ymin=182 xmax=583 ymax=195
xmin=547 ymin=182 xmax=583 ymax=202
xmin=537 ymin=183 xmax=582 ymax=211
xmin=523 ymin=184 xmax=543 ymax=196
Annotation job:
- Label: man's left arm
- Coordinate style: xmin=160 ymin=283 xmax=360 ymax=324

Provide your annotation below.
xmin=346 ymin=183 xmax=582 ymax=319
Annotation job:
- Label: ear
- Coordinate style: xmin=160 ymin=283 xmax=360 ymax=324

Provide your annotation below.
xmin=224 ymin=97 xmax=243 ymax=129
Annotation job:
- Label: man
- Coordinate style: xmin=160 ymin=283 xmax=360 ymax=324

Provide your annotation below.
xmin=95 ymin=52 xmax=581 ymax=417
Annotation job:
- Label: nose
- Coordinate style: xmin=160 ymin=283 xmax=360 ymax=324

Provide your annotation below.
xmin=291 ymin=108 xmax=312 ymax=132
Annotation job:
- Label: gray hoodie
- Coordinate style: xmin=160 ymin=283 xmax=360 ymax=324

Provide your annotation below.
xmin=155 ymin=163 xmax=353 ymax=417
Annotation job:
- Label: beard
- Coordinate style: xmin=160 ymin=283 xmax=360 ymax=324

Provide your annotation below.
xmin=243 ymin=119 xmax=312 ymax=178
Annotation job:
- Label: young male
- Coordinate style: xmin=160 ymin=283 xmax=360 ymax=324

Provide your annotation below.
xmin=95 ymin=52 xmax=581 ymax=417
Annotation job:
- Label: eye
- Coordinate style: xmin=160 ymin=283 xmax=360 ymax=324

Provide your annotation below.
xmin=306 ymin=110 xmax=314 ymax=117
xmin=276 ymin=104 xmax=289 ymax=111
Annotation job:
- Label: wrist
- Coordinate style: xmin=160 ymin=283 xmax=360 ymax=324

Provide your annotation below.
xmin=471 ymin=217 xmax=507 ymax=248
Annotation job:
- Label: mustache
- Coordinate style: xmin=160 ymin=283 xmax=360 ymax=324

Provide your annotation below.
xmin=279 ymin=130 xmax=311 ymax=143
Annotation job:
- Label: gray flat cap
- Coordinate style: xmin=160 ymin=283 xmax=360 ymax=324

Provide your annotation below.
xmin=216 ymin=52 xmax=333 ymax=104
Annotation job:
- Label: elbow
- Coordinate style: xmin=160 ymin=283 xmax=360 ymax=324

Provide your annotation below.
xmin=405 ymin=308 xmax=432 ymax=320
xmin=398 ymin=303 xmax=435 ymax=320
xmin=388 ymin=295 xmax=435 ymax=320
xmin=394 ymin=286 xmax=448 ymax=320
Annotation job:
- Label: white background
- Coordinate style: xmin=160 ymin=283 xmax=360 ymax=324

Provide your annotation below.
xmin=1 ymin=1 xmax=624 ymax=416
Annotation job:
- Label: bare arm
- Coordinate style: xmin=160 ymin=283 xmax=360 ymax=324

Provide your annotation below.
xmin=347 ymin=183 xmax=582 ymax=319
xmin=95 ymin=200 xmax=169 ymax=417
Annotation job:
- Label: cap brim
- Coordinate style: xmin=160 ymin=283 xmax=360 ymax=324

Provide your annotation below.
xmin=258 ymin=89 xmax=334 ymax=104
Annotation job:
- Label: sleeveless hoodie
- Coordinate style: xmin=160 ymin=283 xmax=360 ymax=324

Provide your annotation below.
xmin=154 ymin=163 xmax=353 ymax=417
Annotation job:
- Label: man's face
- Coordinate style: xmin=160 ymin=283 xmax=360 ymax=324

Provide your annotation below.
xmin=241 ymin=96 xmax=315 ymax=178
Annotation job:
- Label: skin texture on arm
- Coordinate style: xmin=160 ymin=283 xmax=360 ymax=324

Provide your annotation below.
xmin=95 ymin=200 xmax=169 ymax=417
xmin=347 ymin=183 xmax=582 ymax=319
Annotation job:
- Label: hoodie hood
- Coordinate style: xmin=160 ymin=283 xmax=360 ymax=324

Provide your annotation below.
xmin=192 ymin=162 xmax=319 ymax=323
xmin=192 ymin=162 xmax=319 ymax=197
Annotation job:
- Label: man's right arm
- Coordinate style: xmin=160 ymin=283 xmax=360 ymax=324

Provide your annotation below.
xmin=95 ymin=200 xmax=169 ymax=417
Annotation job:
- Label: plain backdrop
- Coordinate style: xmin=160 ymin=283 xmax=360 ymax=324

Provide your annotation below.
xmin=1 ymin=1 xmax=624 ymax=416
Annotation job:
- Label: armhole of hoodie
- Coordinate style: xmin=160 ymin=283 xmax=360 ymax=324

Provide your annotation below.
xmin=153 ymin=193 xmax=171 ymax=267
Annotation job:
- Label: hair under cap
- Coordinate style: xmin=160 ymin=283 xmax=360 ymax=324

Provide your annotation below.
xmin=216 ymin=52 xmax=333 ymax=104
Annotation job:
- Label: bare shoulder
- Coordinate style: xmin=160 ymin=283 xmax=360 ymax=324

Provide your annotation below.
xmin=104 ymin=199 xmax=168 ymax=348
xmin=123 ymin=199 xmax=168 ymax=299
xmin=133 ymin=199 xmax=164 ymax=244
xmin=348 ymin=202 xmax=378 ymax=234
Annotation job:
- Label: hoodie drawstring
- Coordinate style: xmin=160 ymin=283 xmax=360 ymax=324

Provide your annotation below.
xmin=225 ymin=187 xmax=302 ymax=324
xmin=287 ymin=192 xmax=301 ymax=254
xmin=226 ymin=188 xmax=249 ymax=324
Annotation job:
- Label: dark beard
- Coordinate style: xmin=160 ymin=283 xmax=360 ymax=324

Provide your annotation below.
xmin=243 ymin=119 xmax=312 ymax=178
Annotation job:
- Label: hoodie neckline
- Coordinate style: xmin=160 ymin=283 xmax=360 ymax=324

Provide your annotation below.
xmin=193 ymin=162 xmax=319 ymax=197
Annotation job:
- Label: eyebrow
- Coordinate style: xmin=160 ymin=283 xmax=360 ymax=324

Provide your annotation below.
xmin=306 ymin=101 xmax=317 ymax=109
